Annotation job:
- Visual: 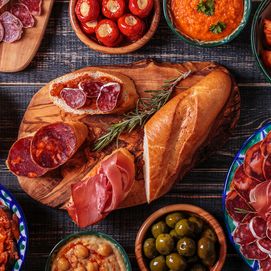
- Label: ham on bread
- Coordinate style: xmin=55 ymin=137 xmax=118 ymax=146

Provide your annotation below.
xmin=49 ymin=70 xmax=138 ymax=115
xmin=66 ymin=148 xmax=135 ymax=227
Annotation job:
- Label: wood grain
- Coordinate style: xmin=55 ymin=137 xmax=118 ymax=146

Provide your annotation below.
xmin=0 ymin=0 xmax=54 ymax=72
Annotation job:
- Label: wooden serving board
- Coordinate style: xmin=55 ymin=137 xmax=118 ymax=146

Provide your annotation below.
xmin=0 ymin=0 xmax=54 ymax=72
xmin=17 ymin=59 xmax=240 ymax=209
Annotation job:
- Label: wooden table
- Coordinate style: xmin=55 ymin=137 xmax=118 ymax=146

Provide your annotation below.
xmin=0 ymin=0 xmax=266 ymax=270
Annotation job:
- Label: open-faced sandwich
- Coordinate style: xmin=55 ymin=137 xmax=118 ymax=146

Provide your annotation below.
xmin=7 ymin=61 xmax=240 ymax=227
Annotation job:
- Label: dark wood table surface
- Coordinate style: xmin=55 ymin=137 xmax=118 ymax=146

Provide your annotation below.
xmin=0 ymin=0 xmax=268 ymax=270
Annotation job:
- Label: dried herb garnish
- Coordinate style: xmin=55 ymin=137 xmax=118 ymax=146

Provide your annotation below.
xmin=234 ymin=208 xmax=255 ymax=215
xmin=93 ymin=70 xmax=192 ymax=151
xmin=197 ymin=0 xmax=215 ymax=16
xmin=210 ymin=22 xmax=226 ymax=34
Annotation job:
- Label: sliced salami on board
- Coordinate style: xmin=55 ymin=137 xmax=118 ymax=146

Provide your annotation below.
xmin=19 ymin=0 xmax=42 ymax=15
xmin=10 ymin=3 xmax=35 ymax=28
xmin=240 ymin=241 xmax=268 ymax=261
xmin=7 ymin=137 xmax=48 ymax=178
xmin=0 ymin=11 xmax=23 ymax=43
xmin=60 ymin=88 xmax=87 ymax=109
xmin=79 ymin=81 xmax=103 ymax=98
xmin=233 ymin=222 xmax=255 ymax=245
xmin=249 ymin=216 xmax=267 ymax=239
xmin=257 ymin=238 xmax=271 ymax=254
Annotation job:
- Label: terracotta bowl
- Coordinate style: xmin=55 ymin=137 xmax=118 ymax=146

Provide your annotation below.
xmin=135 ymin=204 xmax=227 ymax=271
xmin=69 ymin=0 xmax=161 ymax=54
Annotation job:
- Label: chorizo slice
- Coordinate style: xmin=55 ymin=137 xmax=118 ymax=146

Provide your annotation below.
xmin=7 ymin=137 xmax=48 ymax=178
xmin=240 ymin=241 xmax=268 ymax=260
xmin=10 ymin=3 xmax=35 ymax=28
xmin=233 ymin=223 xmax=255 ymax=245
xmin=60 ymin=87 xmax=87 ymax=109
xmin=31 ymin=122 xmax=88 ymax=169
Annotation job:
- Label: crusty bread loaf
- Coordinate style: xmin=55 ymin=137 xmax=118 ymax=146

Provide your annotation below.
xmin=49 ymin=70 xmax=138 ymax=115
xmin=143 ymin=70 xmax=233 ymax=202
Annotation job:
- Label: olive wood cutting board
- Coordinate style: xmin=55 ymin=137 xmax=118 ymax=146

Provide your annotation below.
xmin=0 ymin=0 xmax=54 ymax=72
xmin=16 ymin=59 xmax=240 ymax=209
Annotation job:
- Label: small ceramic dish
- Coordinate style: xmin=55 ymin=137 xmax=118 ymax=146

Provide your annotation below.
xmin=69 ymin=0 xmax=161 ymax=54
xmin=163 ymin=0 xmax=251 ymax=47
xmin=251 ymin=0 xmax=271 ymax=82
xmin=223 ymin=122 xmax=271 ymax=270
xmin=135 ymin=204 xmax=227 ymax=271
xmin=45 ymin=230 xmax=132 ymax=270
xmin=0 ymin=184 xmax=28 ymax=271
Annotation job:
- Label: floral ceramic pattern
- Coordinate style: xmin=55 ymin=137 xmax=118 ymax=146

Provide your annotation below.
xmin=0 ymin=184 xmax=28 ymax=271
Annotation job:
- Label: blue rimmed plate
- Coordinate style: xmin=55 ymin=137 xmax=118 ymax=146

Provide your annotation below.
xmin=223 ymin=123 xmax=271 ymax=270
xmin=0 ymin=184 xmax=28 ymax=271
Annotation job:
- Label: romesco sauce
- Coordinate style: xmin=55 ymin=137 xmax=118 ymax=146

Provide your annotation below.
xmin=171 ymin=0 xmax=244 ymax=41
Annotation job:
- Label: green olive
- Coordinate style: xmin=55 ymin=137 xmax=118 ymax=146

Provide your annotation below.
xmin=188 ymin=216 xmax=203 ymax=235
xmin=190 ymin=263 xmax=207 ymax=271
xmin=202 ymin=253 xmax=216 ymax=267
xmin=152 ymin=221 xmax=169 ymax=238
xmin=176 ymin=237 xmax=196 ymax=257
xmin=150 ymin=256 xmax=167 ymax=271
xmin=202 ymin=228 xmax=217 ymax=243
xmin=169 ymin=229 xmax=179 ymax=239
xmin=175 ymin=219 xmax=195 ymax=237
xmin=143 ymin=238 xmax=158 ymax=259
xmin=166 ymin=212 xmax=185 ymax=228
xmin=197 ymin=237 xmax=215 ymax=260
xmin=166 ymin=253 xmax=186 ymax=271
xmin=156 ymin=234 xmax=174 ymax=255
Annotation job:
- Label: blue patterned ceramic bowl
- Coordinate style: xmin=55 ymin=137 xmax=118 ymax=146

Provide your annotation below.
xmin=0 ymin=184 xmax=28 ymax=271
xmin=223 ymin=123 xmax=271 ymax=270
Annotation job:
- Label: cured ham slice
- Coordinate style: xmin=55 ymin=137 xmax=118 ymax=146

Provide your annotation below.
xmin=257 ymin=238 xmax=271 ymax=254
xmin=240 ymin=241 xmax=268 ymax=261
xmin=249 ymin=181 xmax=271 ymax=220
xmin=233 ymin=223 xmax=255 ymax=245
xmin=19 ymin=0 xmax=42 ymax=15
xmin=226 ymin=190 xmax=253 ymax=223
xmin=232 ymin=165 xmax=261 ymax=201
xmin=244 ymin=142 xmax=265 ymax=181
xmin=263 ymin=154 xmax=271 ymax=180
xmin=249 ymin=216 xmax=267 ymax=239
xmin=10 ymin=3 xmax=35 ymax=28
xmin=67 ymin=149 xmax=135 ymax=227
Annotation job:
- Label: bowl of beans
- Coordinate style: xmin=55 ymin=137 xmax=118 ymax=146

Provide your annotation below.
xmin=135 ymin=204 xmax=227 ymax=271
xmin=45 ymin=231 xmax=131 ymax=271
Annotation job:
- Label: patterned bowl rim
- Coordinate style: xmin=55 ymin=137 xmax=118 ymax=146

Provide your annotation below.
xmin=44 ymin=230 xmax=132 ymax=271
xmin=222 ymin=122 xmax=271 ymax=271
xmin=0 ymin=183 xmax=29 ymax=271
xmin=251 ymin=0 xmax=271 ymax=83
xmin=163 ymin=0 xmax=252 ymax=47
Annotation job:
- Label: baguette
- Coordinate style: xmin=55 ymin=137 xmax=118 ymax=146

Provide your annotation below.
xmin=49 ymin=70 xmax=138 ymax=115
xmin=143 ymin=70 xmax=233 ymax=202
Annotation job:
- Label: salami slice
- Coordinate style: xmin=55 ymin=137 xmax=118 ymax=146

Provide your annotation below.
xmin=260 ymin=257 xmax=271 ymax=271
xmin=60 ymin=88 xmax=87 ymax=109
xmin=31 ymin=122 xmax=88 ymax=169
xmin=266 ymin=228 xmax=271 ymax=240
xmin=10 ymin=3 xmax=34 ymax=28
xmin=7 ymin=137 xmax=48 ymax=178
xmin=249 ymin=216 xmax=267 ymax=239
xmin=244 ymin=142 xmax=265 ymax=181
xmin=242 ymin=213 xmax=255 ymax=223
xmin=0 ymin=0 xmax=9 ymax=9
xmin=257 ymin=238 xmax=271 ymax=254
xmin=233 ymin=223 xmax=255 ymax=245
xmin=226 ymin=190 xmax=253 ymax=223
xmin=232 ymin=165 xmax=261 ymax=201
xmin=240 ymin=241 xmax=268 ymax=260
xmin=261 ymin=132 xmax=271 ymax=157
xmin=19 ymin=0 xmax=42 ymax=15
xmin=96 ymin=82 xmax=121 ymax=112
xmin=0 ymin=22 xmax=4 ymax=42
xmin=79 ymin=81 xmax=103 ymax=98
xmin=263 ymin=153 xmax=271 ymax=180
xmin=0 ymin=12 xmax=23 ymax=43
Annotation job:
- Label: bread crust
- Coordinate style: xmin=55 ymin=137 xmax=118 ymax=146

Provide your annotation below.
xmin=49 ymin=70 xmax=138 ymax=115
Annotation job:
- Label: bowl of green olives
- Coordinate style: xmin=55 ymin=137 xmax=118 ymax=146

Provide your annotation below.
xmin=135 ymin=204 xmax=227 ymax=271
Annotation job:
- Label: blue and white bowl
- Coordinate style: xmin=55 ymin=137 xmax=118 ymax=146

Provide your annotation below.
xmin=0 ymin=184 xmax=28 ymax=271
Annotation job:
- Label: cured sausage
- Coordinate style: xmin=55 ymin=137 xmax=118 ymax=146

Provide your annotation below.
xmin=232 ymin=165 xmax=261 ymax=201
xmin=244 ymin=142 xmax=265 ymax=181
xmin=263 ymin=153 xmax=271 ymax=180
xmin=10 ymin=3 xmax=35 ymax=28
xmin=78 ymin=80 xmax=103 ymax=97
xmin=31 ymin=122 xmax=88 ymax=169
xmin=226 ymin=190 xmax=253 ymax=223
xmin=240 ymin=241 xmax=268 ymax=260
xmin=0 ymin=22 xmax=4 ymax=42
xmin=7 ymin=137 xmax=48 ymax=178
xmin=0 ymin=12 xmax=23 ymax=43
xmin=19 ymin=0 xmax=42 ymax=15
xmin=260 ymin=257 xmax=271 ymax=271
xmin=257 ymin=238 xmax=271 ymax=254
xmin=96 ymin=82 xmax=121 ymax=112
xmin=67 ymin=149 xmax=135 ymax=227
xmin=249 ymin=216 xmax=267 ymax=239
xmin=261 ymin=132 xmax=271 ymax=157
xmin=60 ymin=88 xmax=87 ymax=109
xmin=233 ymin=223 xmax=255 ymax=245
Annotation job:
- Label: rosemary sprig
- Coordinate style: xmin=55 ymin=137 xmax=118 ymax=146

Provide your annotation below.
xmin=93 ymin=70 xmax=192 ymax=151
xmin=234 ymin=208 xmax=255 ymax=215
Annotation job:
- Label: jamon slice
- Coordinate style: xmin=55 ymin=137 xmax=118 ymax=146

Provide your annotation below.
xmin=0 ymin=11 xmax=23 ymax=43
xmin=19 ymin=0 xmax=42 ymax=15
xmin=10 ymin=3 xmax=34 ymax=28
